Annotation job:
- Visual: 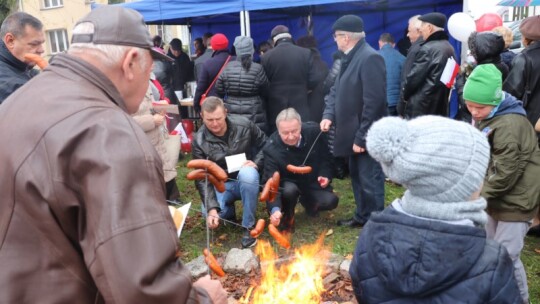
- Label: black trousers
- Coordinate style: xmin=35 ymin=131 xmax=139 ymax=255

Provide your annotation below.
xmin=279 ymin=180 xmax=338 ymax=222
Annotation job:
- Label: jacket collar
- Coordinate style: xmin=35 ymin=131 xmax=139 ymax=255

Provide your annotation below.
xmin=422 ymin=31 xmax=449 ymax=45
xmin=274 ymin=37 xmax=293 ymax=47
xmin=0 ymin=40 xmax=31 ymax=72
xmin=48 ymin=53 xmax=128 ymax=112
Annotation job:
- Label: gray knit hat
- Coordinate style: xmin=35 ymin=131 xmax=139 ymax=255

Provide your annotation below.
xmin=233 ymin=36 xmax=254 ymax=56
xmin=367 ymin=116 xmax=491 ymax=224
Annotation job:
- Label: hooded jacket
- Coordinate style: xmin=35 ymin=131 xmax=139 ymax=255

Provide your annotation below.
xmin=0 ymin=40 xmax=39 ymax=104
xmin=350 ymin=206 xmax=521 ymax=303
xmin=0 ymin=53 xmax=210 ymax=303
xmin=476 ymin=93 xmax=540 ymax=221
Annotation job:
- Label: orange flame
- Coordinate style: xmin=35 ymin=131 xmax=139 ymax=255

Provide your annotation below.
xmin=240 ymin=233 xmax=330 ymax=304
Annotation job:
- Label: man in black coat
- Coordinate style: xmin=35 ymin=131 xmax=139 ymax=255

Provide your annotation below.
xmin=397 ymin=15 xmax=423 ymax=113
xmin=320 ymin=15 xmax=387 ymax=227
xmin=0 ymin=12 xmax=44 ymax=104
xmin=399 ymin=12 xmax=456 ymax=118
xmin=261 ymin=25 xmax=320 ymax=133
xmin=262 ymin=108 xmax=338 ymax=232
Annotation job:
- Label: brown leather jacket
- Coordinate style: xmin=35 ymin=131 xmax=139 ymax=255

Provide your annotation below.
xmin=0 ymin=54 xmax=211 ymax=303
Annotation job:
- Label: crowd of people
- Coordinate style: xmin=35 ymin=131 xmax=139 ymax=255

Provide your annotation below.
xmin=0 ymin=5 xmax=539 ymax=304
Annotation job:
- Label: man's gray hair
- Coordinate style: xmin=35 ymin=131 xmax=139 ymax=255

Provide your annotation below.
xmin=0 ymin=12 xmax=43 ymax=38
xmin=342 ymin=31 xmax=366 ymax=41
xmin=409 ymin=15 xmax=422 ymax=30
xmin=276 ymin=108 xmax=301 ymax=126
xmin=68 ymin=22 xmax=149 ymax=68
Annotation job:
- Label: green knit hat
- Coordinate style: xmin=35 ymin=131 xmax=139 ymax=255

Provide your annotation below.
xmin=463 ymin=64 xmax=503 ymax=106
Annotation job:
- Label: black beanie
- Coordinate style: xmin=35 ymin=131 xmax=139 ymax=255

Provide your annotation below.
xmin=332 ymin=15 xmax=364 ymax=32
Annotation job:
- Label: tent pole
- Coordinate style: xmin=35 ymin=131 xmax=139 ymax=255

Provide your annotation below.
xmin=240 ymin=11 xmax=246 ymax=36
xmin=245 ymin=11 xmax=251 ymax=37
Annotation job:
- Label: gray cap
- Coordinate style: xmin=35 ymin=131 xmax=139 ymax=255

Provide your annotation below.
xmin=71 ymin=6 xmax=172 ymax=62
xmin=233 ymin=36 xmax=254 ymax=56
xmin=367 ymin=116 xmax=490 ymax=224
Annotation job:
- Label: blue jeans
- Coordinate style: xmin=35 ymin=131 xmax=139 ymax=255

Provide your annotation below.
xmin=215 ymin=166 xmax=259 ymax=229
xmin=349 ymin=152 xmax=385 ymax=224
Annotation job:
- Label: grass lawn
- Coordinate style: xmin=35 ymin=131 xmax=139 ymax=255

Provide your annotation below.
xmin=175 ymin=155 xmax=540 ymax=302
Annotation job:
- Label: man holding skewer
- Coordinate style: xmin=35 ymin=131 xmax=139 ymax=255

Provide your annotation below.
xmin=263 ymin=108 xmax=339 ymax=232
xmin=192 ymin=96 xmax=267 ymax=248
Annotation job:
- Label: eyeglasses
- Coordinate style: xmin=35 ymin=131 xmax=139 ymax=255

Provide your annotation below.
xmin=333 ymin=33 xmax=346 ymax=40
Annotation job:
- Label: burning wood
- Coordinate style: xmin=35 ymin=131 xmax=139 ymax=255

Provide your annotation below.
xmin=239 ymin=234 xmax=330 ymax=303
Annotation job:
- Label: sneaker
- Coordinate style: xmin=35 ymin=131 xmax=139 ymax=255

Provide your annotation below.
xmin=241 ymin=231 xmax=257 ymax=248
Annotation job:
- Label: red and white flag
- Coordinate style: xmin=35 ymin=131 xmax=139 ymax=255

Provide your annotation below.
xmin=170 ymin=123 xmax=189 ymax=143
xmin=440 ymin=57 xmax=460 ymax=88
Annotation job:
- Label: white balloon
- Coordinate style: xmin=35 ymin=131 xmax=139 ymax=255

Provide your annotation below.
xmin=448 ymin=13 xmax=476 ymax=43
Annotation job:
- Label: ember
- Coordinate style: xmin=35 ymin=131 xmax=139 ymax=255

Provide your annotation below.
xmin=240 ymin=234 xmax=330 ymax=304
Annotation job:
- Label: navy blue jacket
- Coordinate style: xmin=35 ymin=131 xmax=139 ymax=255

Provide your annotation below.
xmin=194 ymin=50 xmax=231 ymax=112
xmin=350 ymin=207 xmax=521 ymax=303
xmin=322 ymin=39 xmax=387 ymax=157
xmin=379 ymin=44 xmax=405 ymax=107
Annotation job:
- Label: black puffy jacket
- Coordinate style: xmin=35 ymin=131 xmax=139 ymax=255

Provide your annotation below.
xmin=351 ymin=206 xmax=521 ymax=304
xmin=216 ymin=59 xmax=269 ymax=133
xmin=400 ymin=31 xmax=455 ymax=118
xmin=191 ymin=115 xmax=267 ymax=211
xmin=0 ymin=41 xmax=39 ymax=104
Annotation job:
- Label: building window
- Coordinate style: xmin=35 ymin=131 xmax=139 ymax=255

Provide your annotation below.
xmin=43 ymin=0 xmax=63 ymax=8
xmin=47 ymin=29 xmax=69 ymax=54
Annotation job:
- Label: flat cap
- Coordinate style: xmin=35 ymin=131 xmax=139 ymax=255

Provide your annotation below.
xmin=332 ymin=15 xmax=364 ymax=33
xmin=419 ymin=12 xmax=447 ymax=28
xmin=520 ymin=15 xmax=540 ymax=41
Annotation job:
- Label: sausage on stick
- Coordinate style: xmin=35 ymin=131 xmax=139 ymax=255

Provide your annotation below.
xmin=187 ymin=159 xmax=228 ymax=181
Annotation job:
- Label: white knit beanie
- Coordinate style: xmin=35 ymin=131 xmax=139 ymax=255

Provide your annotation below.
xmin=366 ymin=116 xmax=491 ymax=224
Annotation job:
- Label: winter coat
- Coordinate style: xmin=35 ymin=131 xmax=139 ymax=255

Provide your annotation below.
xmin=398 ymin=38 xmax=423 ymax=110
xmin=378 ymin=44 xmax=405 ymax=107
xmin=131 ymin=86 xmax=177 ymax=182
xmin=322 ymin=39 xmax=387 ymax=157
xmin=351 ymin=205 xmax=521 ymax=303
xmin=261 ymin=38 xmax=320 ymax=130
xmin=191 ymin=115 xmax=267 ymax=212
xmin=0 ymin=40 xmax=39 ymax=104
xmin=500 ymin=49 xmax=516 ymax=69
xmin=170 ymin=50 xmax=194 ymax=93
xmin=323 ymin=53 xmax=343 ymax=155
xmin=262 ymin=122 xmax=333 ymax=211
xmin=0 ymin=53 xmax=210 ymax=303
xmin=216 ymin=59 xmax=269 ymax=133
xmin=152 ymin=58 xmax=175 ymax=103
xmin=504 ymin=41 xmax=540 ymax=132
xmin=194 ymin=48 xmax=213 ymax=79
xmin=306 ymin=48 xmax=329 ymax=123
xmin=400 ymin=31 xmax=455 ymax=118
xmin=476 ymin=94 xmax=540 ymax=222
xmin=194 ymin=50 xmax=231 ymax=112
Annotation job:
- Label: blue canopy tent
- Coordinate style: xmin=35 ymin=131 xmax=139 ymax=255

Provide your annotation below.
xmin=108 ymin=0 xmax=463 ymax=64
xmin=101 ymin=0 xmax=464 ymax=116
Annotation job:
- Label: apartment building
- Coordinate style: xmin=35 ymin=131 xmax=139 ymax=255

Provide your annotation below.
xmin=18 ymin=0 xmax=190 ymax=58
xmin=19 ymin=0 xmax=107 ymax=58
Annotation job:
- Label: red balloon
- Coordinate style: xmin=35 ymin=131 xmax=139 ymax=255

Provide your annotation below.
xmin=475 ymin=13 xmax=503 ymax=32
